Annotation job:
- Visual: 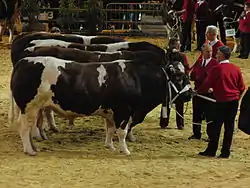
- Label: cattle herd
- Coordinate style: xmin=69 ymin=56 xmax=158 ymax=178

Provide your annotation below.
xmin=8 ymin=32 xmax=190 ymax=156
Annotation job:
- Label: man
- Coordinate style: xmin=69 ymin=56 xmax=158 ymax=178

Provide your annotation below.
xmin=189 ymin=44 xmax=218 ymax=140
xmin=160 ymin=37 xmax=190 ymax=130
xmin=178 ymin=0 xmax=195 ymax=52
xmin=238 ymin=0 xmax=250 ymax=59
xmin=197 ymin=46 xmax=245 ymax=158
xmin=194 ymin=0 xmax=210 ymax=50
xmin=207 ymin=0 xmax=227 ymax=45
xmin=198 ymin=25 xmax=224 ymax=59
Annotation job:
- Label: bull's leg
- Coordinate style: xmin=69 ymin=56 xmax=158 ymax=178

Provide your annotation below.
xmin=104 ymin=119 xmax=116 ymax=151
xmin=67 ymin=117 xmax=75 ymax=130
xmin=44 ymin=107 xmax=59 ymax=132
xmin=117 ymin=118 xmax=131 ymax=155
xmin=127 ymin=129 xmax=136 ymax=142
xmin=8 ymin=28 xmax=13 ymax=43
xmin=0 ymin=25 xmax=3 ymax=42
xmin=18 ymin=114 xmax=37 ymax=156
xmin=33 ymin=109 xmax=48 ymax=141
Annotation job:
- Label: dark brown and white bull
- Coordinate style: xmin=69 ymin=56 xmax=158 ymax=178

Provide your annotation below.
xmin=9 ymin=53 xmax=186 ymax=156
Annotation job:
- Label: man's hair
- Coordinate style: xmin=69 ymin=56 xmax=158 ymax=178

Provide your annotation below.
xmin=201 ymin=43 xmax=212 ymax=52
xmin=168 ymin=37 xmax=180 ymax=49
xmin=218 ymin=45 xmax=231 ymax=59
xmin=206 ymin=25 xmax=218 ymax=36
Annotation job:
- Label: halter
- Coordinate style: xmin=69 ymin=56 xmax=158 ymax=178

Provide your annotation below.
xmin=161 ymin=67 xmax=191 ymax=108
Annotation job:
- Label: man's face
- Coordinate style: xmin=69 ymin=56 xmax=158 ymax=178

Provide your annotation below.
xmin=245 ymin=5 xmax=250 ymax=12
xmin=202 ymin=47 xmax=212 ymax=59
xmin=206 ymin=32 xmax=216 ymax=41
xmin=216 ymin=50 xmax=224 ymax=61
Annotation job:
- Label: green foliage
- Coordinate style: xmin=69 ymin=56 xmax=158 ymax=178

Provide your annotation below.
xmin=58 ymin=0 xmax=78 ymax=30
xmin=21 ymin=0 xmax=40 ymax=20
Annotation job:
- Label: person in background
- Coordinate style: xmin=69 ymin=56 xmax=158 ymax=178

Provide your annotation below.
xmin=197 ymin=46 xmax=245 ymax=158
xmin=160 ymin=38 xmax=190 ymax=130
xmin=207 ymin=0 xmax=227 ymax=45
xmin=177 ymin=0 xmax=195 ymax=52
xmin=189 ymin=44 xmax=218 ymax=140
xmin=238 ymin=0 xmax=250 ymax=59
xmin=197 ymin=25 xmax=224 ymax=59
xmin=194 ymin=0 xmax=210 ymax=51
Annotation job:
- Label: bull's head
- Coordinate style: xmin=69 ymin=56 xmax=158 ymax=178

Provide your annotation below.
xmin=165 ymin=60 xmax=192 ymax=103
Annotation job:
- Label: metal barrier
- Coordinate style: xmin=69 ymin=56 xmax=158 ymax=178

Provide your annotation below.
xmin=103 ymin=3 xmax=166 ymax=36
xmin=20 ymin=4 xmax=167 ymax=36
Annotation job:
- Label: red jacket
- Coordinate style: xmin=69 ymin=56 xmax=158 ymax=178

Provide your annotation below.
xmin=197 ymin=61 xmax=245 ymax=102
xmin=198 ymin=40 xmax=224 ymax=59
xmin=182 ymin=0 xmax=195 ymax=22
xmin=239 ymin=11 xmax=250 ymax=33
xmin=190 ymin=58 xmax=218 ymax=90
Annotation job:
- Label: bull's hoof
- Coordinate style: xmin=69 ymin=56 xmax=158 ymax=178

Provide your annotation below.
xmin=105 ymin=144 xmax=116 ymax=152
xmin=120 ymin=149 xmax=131 ymax=155
xmin=50 ymin=126 xmax=59 ymax=133
xmin=127 ymin=134 xmax=136 ymax=142
xmin=24 ymin=149 xmax=37 ymax=156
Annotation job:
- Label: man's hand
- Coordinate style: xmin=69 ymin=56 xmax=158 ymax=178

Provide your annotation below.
xmin=189 ymin=88 xmax=198 ymax=96
xmin=208 ymin=88 xmax=213 ymax=93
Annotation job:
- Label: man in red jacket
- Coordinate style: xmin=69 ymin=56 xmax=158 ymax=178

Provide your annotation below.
xmin=238 ymin=0 xmax=250 ymax=59
xmin=197 ymin=46 xmax=245 ymax=158
xmin=194 ymin=0 xmax=210 ymax=51
xmin=178 ymin=0 xmax=195 ymax=52
xmin=197 ymin=25 xmax=224 ymax=60
xmin=189 ymin=43 xmax=218 ymax=140
xmin=205 ymin=25 xmax=224 ymax=58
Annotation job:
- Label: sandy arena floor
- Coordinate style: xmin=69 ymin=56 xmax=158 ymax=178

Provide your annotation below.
xmin=0 ymin=37 xmax=250 ymax=188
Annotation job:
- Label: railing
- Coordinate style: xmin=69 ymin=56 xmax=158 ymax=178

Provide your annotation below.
xmin=20 ymin=3 xmax=166 ymax=37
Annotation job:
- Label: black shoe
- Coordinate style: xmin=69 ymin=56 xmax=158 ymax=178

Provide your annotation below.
xmin=198 ymin=151 xmax=216 ymax=157
xmin=188 ymin=135 xmax=201 ymax=140
xmin=177 ymin=126 xmax=184 ymax=130
xmin=202 ymin=138 xmax=210 ymax=142
xmin=218 ymin=153 xmax=230 ymax=158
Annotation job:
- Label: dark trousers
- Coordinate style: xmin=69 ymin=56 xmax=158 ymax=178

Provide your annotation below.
xmin=206 ymin=100 xmax=239 ymax=156
xmin=209 ymin=14 xmax=226 ymax=45
xmin=180 ymin=20 xmax=192 ymax=52
xmin=160 ymin=100 xmax=184 ymax=128
xmin=196 ymin=20 xmax=208 ymax=50
xmin=192 ymin=95 xmax=215 ymax=138
xmin=240 ymin=32 xmax=250 ymax=58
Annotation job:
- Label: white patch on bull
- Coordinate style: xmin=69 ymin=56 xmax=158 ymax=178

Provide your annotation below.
xmin=118 ymin=60 xmax=126 ymax=72
xmin=97 ymin=65 xmax=107 ymax=87
xmin=25 ymin=39 xmax=72 ymax=52
xmin=106 ymin=42 xmax=130 ymax=52
xmin=97 ymin=55 xmax=101 ymax=60
xmin=177 ymin=62 xmax=185 ymax=73
xmin=95 ymin=51 xmax=123 ymax=55
xmin=73 ymin=35 xmax=97 ymax=45
xmin=24 ymin=56 xmax=72 ymax=91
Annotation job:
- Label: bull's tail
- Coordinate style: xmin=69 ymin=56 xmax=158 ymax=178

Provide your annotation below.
xmin=8 ymin=92 xmax=20 ymax=128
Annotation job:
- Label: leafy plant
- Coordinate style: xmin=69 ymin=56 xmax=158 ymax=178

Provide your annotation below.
xmin=21 ymin=0 xmax=40 ymax=21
